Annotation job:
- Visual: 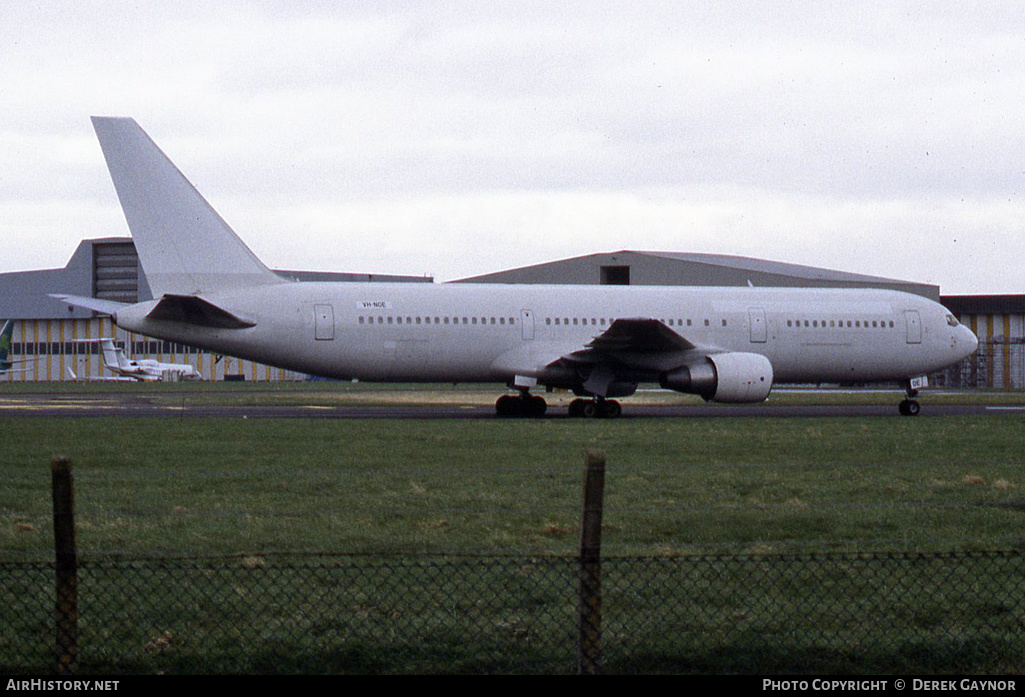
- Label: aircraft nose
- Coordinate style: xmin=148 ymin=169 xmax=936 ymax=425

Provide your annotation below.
xmin=962 ymin=325 xmax=979 ymax=357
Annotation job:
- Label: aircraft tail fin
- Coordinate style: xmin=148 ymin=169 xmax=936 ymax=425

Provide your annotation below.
xmin=90 ymin=117 xmax=283 ymax=297
xmin=99 ymin=339 xmax=131 ymax=372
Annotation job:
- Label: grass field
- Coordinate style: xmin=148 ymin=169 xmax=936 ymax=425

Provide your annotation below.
xmin=3 ymin=385 xmax=1025 ymax=557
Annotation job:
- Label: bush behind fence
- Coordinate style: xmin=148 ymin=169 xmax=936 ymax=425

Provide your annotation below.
xmin=3 ymin=550 xmax=1024 ymax=674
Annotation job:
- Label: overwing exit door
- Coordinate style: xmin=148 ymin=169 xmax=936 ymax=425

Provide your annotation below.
xmin=521 ymin=310 xmax=535 ymax=340
xmin=314 ymin=304 xmax=334 ymax=341
xmin=748 ymin=308 xmax=767 ymax=343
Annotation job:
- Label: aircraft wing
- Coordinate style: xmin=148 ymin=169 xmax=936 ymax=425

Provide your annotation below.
xmin=584 ymin=318 xmax=696 ymax=354
xmin=554 ymin=318 xmax=703 ymax=372
xmin=494 ymin=318 xmax=704 ymax=396
xmin=553 ymin=319 xmax=705 ymax=397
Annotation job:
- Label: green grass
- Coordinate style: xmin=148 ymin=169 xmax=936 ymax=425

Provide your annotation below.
xmin=3 ymin=412 xmax=1025 ymax=557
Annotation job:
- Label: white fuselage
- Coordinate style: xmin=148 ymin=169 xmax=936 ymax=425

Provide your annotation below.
xmin=113 ymin=282 xmax=977 ymax=388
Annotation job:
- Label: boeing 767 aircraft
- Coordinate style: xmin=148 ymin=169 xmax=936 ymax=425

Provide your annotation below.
xmin=57 ymin=117 xmax=977 ymax=417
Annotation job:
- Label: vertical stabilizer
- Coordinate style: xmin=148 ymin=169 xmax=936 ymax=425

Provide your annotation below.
xmin=91 ymin=117 xmax=283 ymax=297
xmin=99 ymin=339 xmax=130 ymax=372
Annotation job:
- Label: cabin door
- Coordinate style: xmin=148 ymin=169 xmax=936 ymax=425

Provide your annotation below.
xmin=905 ymin=310 xmax=922 ymax=344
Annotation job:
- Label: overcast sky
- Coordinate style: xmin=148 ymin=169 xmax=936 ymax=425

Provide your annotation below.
xmin=2 ymin=2 xmax=1023 ymax=293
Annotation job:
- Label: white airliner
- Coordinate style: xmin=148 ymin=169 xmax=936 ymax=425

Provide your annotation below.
xmin=57 ymin=117 xmax=978 ymax=417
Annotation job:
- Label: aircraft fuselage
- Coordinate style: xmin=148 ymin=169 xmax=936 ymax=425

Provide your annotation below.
xmin=113 ymin=282 xmax=976 ymax=389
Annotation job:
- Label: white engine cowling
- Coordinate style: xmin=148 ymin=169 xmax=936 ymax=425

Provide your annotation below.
xmin=660 ymin=352 xmax=774 ymax=403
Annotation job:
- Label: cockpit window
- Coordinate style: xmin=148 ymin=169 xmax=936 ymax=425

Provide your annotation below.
xmin=946 ymin=314 xmax=960 ymax=327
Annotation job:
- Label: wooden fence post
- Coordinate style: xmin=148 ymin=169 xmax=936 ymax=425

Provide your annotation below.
xmin=577 ymin=449 xmax=605 ymax=675
xmin=52 ymin=455 xmax=78 ymax=675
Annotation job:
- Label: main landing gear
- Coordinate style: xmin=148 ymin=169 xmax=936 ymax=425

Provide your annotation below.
xmin=495 ymin=392 xmax=548 ymax=418
xmin=568 ymin=397 xmax=622 ymax=419
xmin=494 ymin=393 xmax=624 ymax=418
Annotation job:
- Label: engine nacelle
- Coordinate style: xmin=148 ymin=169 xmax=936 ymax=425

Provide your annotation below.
xmin=660 ymin=352 xmax=774 ymax=403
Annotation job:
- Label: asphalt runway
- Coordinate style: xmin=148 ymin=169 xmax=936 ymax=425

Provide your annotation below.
xmin=0 ymin=391 xmax=1016 ymax=419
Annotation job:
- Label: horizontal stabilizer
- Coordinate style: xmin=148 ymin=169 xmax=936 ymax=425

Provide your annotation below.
xmin=147 ymin=294 xmax=256 ymax=329
xmin=50 ymin=294 xmax=128 ymax=317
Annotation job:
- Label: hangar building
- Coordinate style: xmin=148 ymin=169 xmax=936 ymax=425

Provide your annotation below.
xmin=455 ymin=250 xmax=941 ymax=300
xmin=0 ymin=243 xmax=1018 ymax=388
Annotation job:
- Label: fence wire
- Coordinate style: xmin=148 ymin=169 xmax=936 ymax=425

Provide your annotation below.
xmin=2 ymin=551 xmax=1024 ymax=674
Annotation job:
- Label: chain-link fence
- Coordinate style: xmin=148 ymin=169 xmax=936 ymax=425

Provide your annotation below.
xmin=3 ymin=551 xmax=1024 ymax=674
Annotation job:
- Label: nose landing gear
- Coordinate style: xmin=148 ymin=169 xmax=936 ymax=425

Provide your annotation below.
xmin=898 ymin=380 xmax=921 ymax=416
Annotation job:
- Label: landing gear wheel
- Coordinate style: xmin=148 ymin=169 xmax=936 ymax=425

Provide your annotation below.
xmin=898 ymin=399 xmax=920 ymax=416
xmin=601 ymin=400 xmax=622 ymax=419
xmin=496 ymin=394 xmax=518 ymax=417
xmin=568 ymin=398 xmax=622 ymax=419
xmin=496 ymin=393 xmax=547 ymax=418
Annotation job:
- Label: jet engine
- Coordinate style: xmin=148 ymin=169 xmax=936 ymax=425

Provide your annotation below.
xmin=660 ymin=352 xmax=774 ymax=403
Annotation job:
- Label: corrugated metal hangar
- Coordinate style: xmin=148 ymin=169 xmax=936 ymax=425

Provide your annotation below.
xmin=456 ymin=250 xmax=941 ymax=300
xmin=0 ymin=241 xmax=1019 ymax=387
